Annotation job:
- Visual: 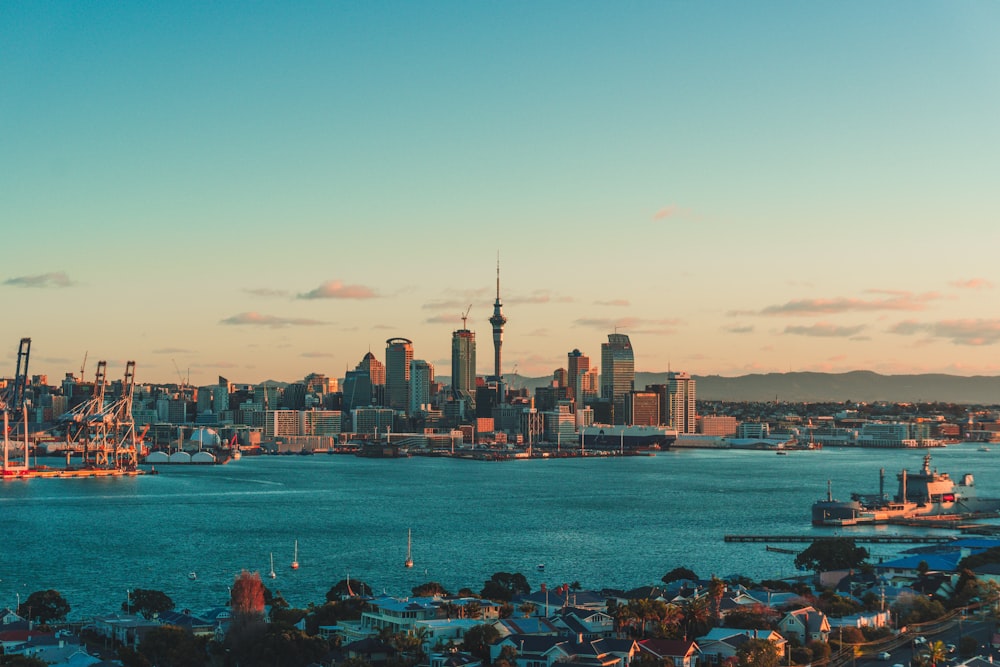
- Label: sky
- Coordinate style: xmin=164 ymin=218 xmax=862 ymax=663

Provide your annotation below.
xmin=3 ymin=2 xmax=1000 ymax=387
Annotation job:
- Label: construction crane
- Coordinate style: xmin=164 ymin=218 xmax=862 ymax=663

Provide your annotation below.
xmin=80 ymin=350 xmax=87 ymax=381
xmin=461 ymin=304 xmax=472 ymax=330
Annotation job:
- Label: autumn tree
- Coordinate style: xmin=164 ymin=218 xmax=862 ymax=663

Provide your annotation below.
xmin=226 ymin=570 xmax=268 ymax=665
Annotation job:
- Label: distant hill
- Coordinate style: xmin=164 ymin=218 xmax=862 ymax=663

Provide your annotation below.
xmin=479 ymin=371 xmax=1000 ymax=404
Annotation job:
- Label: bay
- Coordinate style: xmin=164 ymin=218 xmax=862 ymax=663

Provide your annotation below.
xmin=2 ymin=445 xmax=999 ymax=621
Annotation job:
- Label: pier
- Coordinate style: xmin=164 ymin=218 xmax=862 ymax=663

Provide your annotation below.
xmin=724 ymin=534 xmax=956 ymax=544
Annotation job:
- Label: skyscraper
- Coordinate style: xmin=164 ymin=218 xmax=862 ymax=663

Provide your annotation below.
xmin=409 ymin=359 xmax=435 ymax=415
xmin=666 ymin=371 xmax=697 ymax=434
xmin=601 ymin=333 xmax=635 ymax=425
xmin=357 ymin=352 xmax=386 ymax=387
xmin=567 ymin=348 xmax=590 ymax=400
xmin=451 ymin=326 xmax=476 ymax=402
xmin=385 ymin=338 xmax=413 ymax=412
xmin=488 ymin=258 xmax=507 ymax=387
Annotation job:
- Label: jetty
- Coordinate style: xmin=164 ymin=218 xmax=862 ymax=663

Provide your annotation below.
xmin=725 ymin=534 xmax=955 ymax=544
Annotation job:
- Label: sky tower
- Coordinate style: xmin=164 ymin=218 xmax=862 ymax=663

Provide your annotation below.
xmin=488 ymin=257 xmax=507 ymax=384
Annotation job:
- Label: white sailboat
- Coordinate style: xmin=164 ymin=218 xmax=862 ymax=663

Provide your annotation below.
xmin=404 ymin=529 xmax=414 ymax=568
xmin=269 ymin=552 xmax=276 ymax=579
xmin=291 ymin=540 xmax=299 ymax=570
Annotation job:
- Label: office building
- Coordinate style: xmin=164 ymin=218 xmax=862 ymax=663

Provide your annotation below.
xmin=626 ymin=391 xmax=660 ymax=426
xmin=385 ymin=338 xmax=413 ymax=412
xmin=601 ymin=333 xmax=634 ymax=424
xmin=451 ymin=327 xmax=476 ymax=402
xmin=409 ymin=359 xmax=435 ymax=415
xmin=667 ymin=371 xmax=697 ymax=434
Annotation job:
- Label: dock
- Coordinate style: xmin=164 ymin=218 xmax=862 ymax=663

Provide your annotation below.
xmin=725 ymin=534 xmax=955 ymax=544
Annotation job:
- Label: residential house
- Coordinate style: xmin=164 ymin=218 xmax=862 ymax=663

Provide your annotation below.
xmin=0 ymin=608 xmax=24 ymax=625
xmin=551 ymin=607 xmax=616 ymax=640
xmin=637 ymin=638 xmax=700 ymax=667
xmin=493 ymin=617 xmax=562 ymax=638
xmin=695 ymin=628 xmax=787 ymax=665
xmin=491 ymin=634 xmax=639 ymax=667
xmin=777 ymin=606 xmax=830 ymax=643
xmin=428 ymin=651 xmax=483 ymax=667
xmin=156 ymin=610 xmax=217 ymax=637
xmin=517 ymin=587 xmax=609 ymax=617
xmin=90 ymin=612 xmax=161 ymax=649
xmin=343 ymin=637 xmax=396 ymax=665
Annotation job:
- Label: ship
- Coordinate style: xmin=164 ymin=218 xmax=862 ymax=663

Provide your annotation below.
xmin=579 ymin=424 xmax=677 ymax=452
xmin=812 ymin=453 xmax=1000 ymax=526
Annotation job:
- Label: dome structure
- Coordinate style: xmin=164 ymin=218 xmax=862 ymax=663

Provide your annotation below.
xmin=188 ymin=427 xmax=221 ymax=448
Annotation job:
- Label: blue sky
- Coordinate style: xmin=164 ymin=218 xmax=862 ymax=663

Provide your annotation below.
xmin=3 ymin=2 xmax=1000 ymax=386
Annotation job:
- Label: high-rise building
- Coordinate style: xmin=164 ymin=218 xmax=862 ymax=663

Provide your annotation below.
xmin=601 ymin=333 xmax=635 ymax=424
xmin=409 ymin=359 xmax=435 ymax=415
xmin=385 ymin=338 xmax=413 ymax=412
xmin=625 ymin=391 xmax=660 ymax=426
xmin=666 ymin=371 xmax=697 ymax=434
xmin=488 ymin=259 xmax=507 ymax=394
xmin=567 ymin=349 xmax=591 ymax=400
xmin=342 ymin=370 xmax=372 ymax=413
xmin=357 ymin=352 xmax=386 ymax=387
xmin=451 ymin=327 xmax=476 ymax=402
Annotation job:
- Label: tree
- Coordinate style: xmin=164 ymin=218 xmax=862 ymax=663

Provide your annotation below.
xmin=0 ymin=657 xmax=47 ymax=667
xmin=412 ymin=581 xmax=450 ymax=597
xmin=17 ymin=589 xmax=70 ymax=624
xmin=662 ymin=567 xmax=698 ymax=584
xmin=519 ymin=602 xmax=537 ymax=617
xmin=461 ymin=623 xmax=500 ymax=660
xmin=922 ymin=640 xmax=948 ymax=667
xmin=231 ymin=570 xmax=266 ymax=620
xmin=242 ymin=623 xmax=329 ymax=667
xmin=124 ymin=589 xmax=175 ymax=619
xmin=480 ymin=572 xmax=530 ymax=602
xmin=794 ymin=538 xmax=869 ymax=573
xmin=708 ymin=576 xmax=726 ymax=622
xmin=327 ymin=578 xmax=373 ymax=601
xmin=136 ymin=625 xmax=207 ymax=667
xmin=736 ymin=637 xmax=780 ymax=667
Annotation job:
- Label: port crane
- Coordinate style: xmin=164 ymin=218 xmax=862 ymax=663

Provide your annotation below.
xmin=1 ymin=338 xmax=32 ymax=474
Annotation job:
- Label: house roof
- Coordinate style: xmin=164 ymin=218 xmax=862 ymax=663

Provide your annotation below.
xmin=638 ymin=638 xmax=699 ymax=658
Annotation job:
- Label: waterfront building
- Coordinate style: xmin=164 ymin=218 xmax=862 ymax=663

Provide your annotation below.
xmin=301 ymin=409 xmax=342 ymax=436
xmin=626 ymin=391 xmax=660 ymax=426
xmin=385 ymin=338 xmax=413 ymax=412
xmin=214 ymin=378 xmax=230 ymax=414
xmin=666 ymin=372 xmax=697 ymax=434
xmin=352 ymin=407 xmax=394 ymax=435
xmin=409 ymin=359 xmax=435 ymax=416
xmin=534 ymin=383 xmax=572 ymax=412
xmin=265 ymin=410 xmax=301 ymax=438
xmin=544 ymin=401 xmax=576 ymax=444
xmin=567 ymin=348 xmax=591 ymax=401
xmin=601 ymin=333 xmax=634 ymax=424
xmin=451 ymin=327 xmax=476 ymax=403
xmin=698 ymin=415 xmax=738 ymax=436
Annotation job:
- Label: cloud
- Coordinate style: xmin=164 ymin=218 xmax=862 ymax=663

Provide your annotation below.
xmin=755 ymin=291 xmax=941 ymax=316
xmin=724 ymin=324 xmax=754 ymax=334
xmin=152 ymin=347 xmax=195 ymax=354
xmin=594 ymin=299 xmax=630 ymax=307
xmin=888 ymin=319 xmax=1000 ymax=346
xmin=426 ymin=314 xmax=462 ymax=325
xmin=574 ymin=316 xmax=681 ymax=334
xmin=652 ymin=204 xmax=699 ymax=221
xmin=506 ymin=290 xmax=573 ymax=305
xmin=423 ymin=299 xmax=473 ymax=311
xmin=950 ymin=278 xmax=993 ymax=290
xmin=4 ymin=271 xmax=75 ymax=288
xmin=206 ymin=360 xmax=241 ymax=369
xmin=301 ymin=351 xmax=334 ymax=358
xmin=220 ymin=312 xmax=326 ymax=327
xmin=244 ymin=287 xmax=291 ymax=298
xmin=297 ymin=280 xmax=378 ymax=300
xmin=783 ymin=323 xmax=866 ymax=338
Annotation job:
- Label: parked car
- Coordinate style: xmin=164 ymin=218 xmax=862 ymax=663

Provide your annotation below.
xmin=878 ymin=652 xmax=892 ymax=661
xmin=914 ymin=637 xmax=927 ymax=645
xmin=946 ymin=644 xmax=956 ymax=654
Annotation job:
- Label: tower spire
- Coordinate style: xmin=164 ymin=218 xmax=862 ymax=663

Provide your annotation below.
xmin=489 ymin=253 xmax=508 ymax=396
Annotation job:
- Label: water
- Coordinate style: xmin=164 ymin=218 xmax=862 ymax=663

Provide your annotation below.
xmin=2 ymin=445 xmax=999 ymax=620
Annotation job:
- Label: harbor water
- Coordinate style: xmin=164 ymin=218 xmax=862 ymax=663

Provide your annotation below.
xmin=2 ymin=444 xmax=1000 ymax=620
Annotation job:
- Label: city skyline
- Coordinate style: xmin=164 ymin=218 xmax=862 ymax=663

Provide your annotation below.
xmin=4 ymin=3 xmax=1000 ymax=385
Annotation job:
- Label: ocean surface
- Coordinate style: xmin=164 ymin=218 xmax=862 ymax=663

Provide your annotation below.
xmin=3 ymin=445 xmax=1000 ymax=621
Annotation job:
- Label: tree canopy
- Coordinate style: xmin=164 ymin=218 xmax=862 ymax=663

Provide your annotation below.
xmin=124 ymin=589 xmax=175 ymax=619
xmin=794 ymin=538 xmax=869 ymax=573
xmin=17 ymin=589 xmax=70 ymax=624
xmin=327 ymin=578 xmax=373 ymax=601
xmin=480 ymin=572 xmax=530 ymax=601
xmin=662 ymin=567 xmax=698 ymax=584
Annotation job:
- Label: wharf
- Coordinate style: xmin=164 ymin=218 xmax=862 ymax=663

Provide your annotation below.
xmin=725 ymin=534 xmax=955 ymax=544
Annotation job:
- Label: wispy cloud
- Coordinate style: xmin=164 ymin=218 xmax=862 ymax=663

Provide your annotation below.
xmin=244 ymin=287 xmax=291 ymax=298
xmin=751 ymin=291 xmax=941 ymax=316
xmin=724 ymin=324 xmax=754 ymax=334
xmin=574 ymin=316 xmax=681 ymax=334
xmin=426 ymin=314 xmax=463 ymax=325
xmin=950 ymin=278 xmax=993 ymax=291
xmin=784 ymin=323 xmax=866 ymax=338
xmin=152 ymin=347 xmax=195 ymax=354
xmin=888 ymin=319 xmax=1000 ymax=346
xmin=507 ymin=290 xmax=573 ymax=305
xmin=220 ymin=312 xmax=326 ymax=327
xmin=595 ymin=299 xmax=630 ymax=307
xmin=4 ymin=271 xmax=74 ymax=288
xmin=297 ymin=280 xmax=378 ymax=300
xmin=652 ymin=204 xmax=698 ymax=221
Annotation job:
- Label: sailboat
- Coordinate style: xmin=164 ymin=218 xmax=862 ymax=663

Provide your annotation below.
xmin=291 ymin=540 xmax=299 ymax=570
xmin=404 ymin=529 xmax=414 ymax=568
xmin=269 ymin=553 xmax=276 ymax=579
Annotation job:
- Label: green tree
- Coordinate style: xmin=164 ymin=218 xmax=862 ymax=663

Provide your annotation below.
xmin=662 ymin=567 xmax=699 ymax=584
xmin=124 ymin=589 xmax=175 ymax=619
xmin=723 ymin=604 xmax=777 ymax=630
xmin=708 ymin=576 xmax=726 ymax=622
xmin=461 ymin=623 xmax=500 ymax=660
xmin=519 ymin=602 xmax=537 ymax=617
xmin=137 ymin=625 xmax=207 ymax=667
xmin=327 ymin=578 xmax=373 ymax=601
xmin=480 ymin=572 xmax=530 ymax=602
xmin=412 ymin=581 xmax=450 ymax=597
xmin=0 ymin=657 xmax=47 ymax=667
xmin=892 ymin=591 xmax=946 ymax=625
xmin=816 ymin=590 xmax=863 ymax=617
xmin=737 ymin=637 xmax=780 ymax=667
xmin=242 ymin=623 xmax=329 ymax=667
xmin=794 ymin=538 xmax=869 ymax=573
xmin=922 ymin=640 xmax=948 ymax=667
xmin=17 ymin=589 xmax=70 ymax=624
